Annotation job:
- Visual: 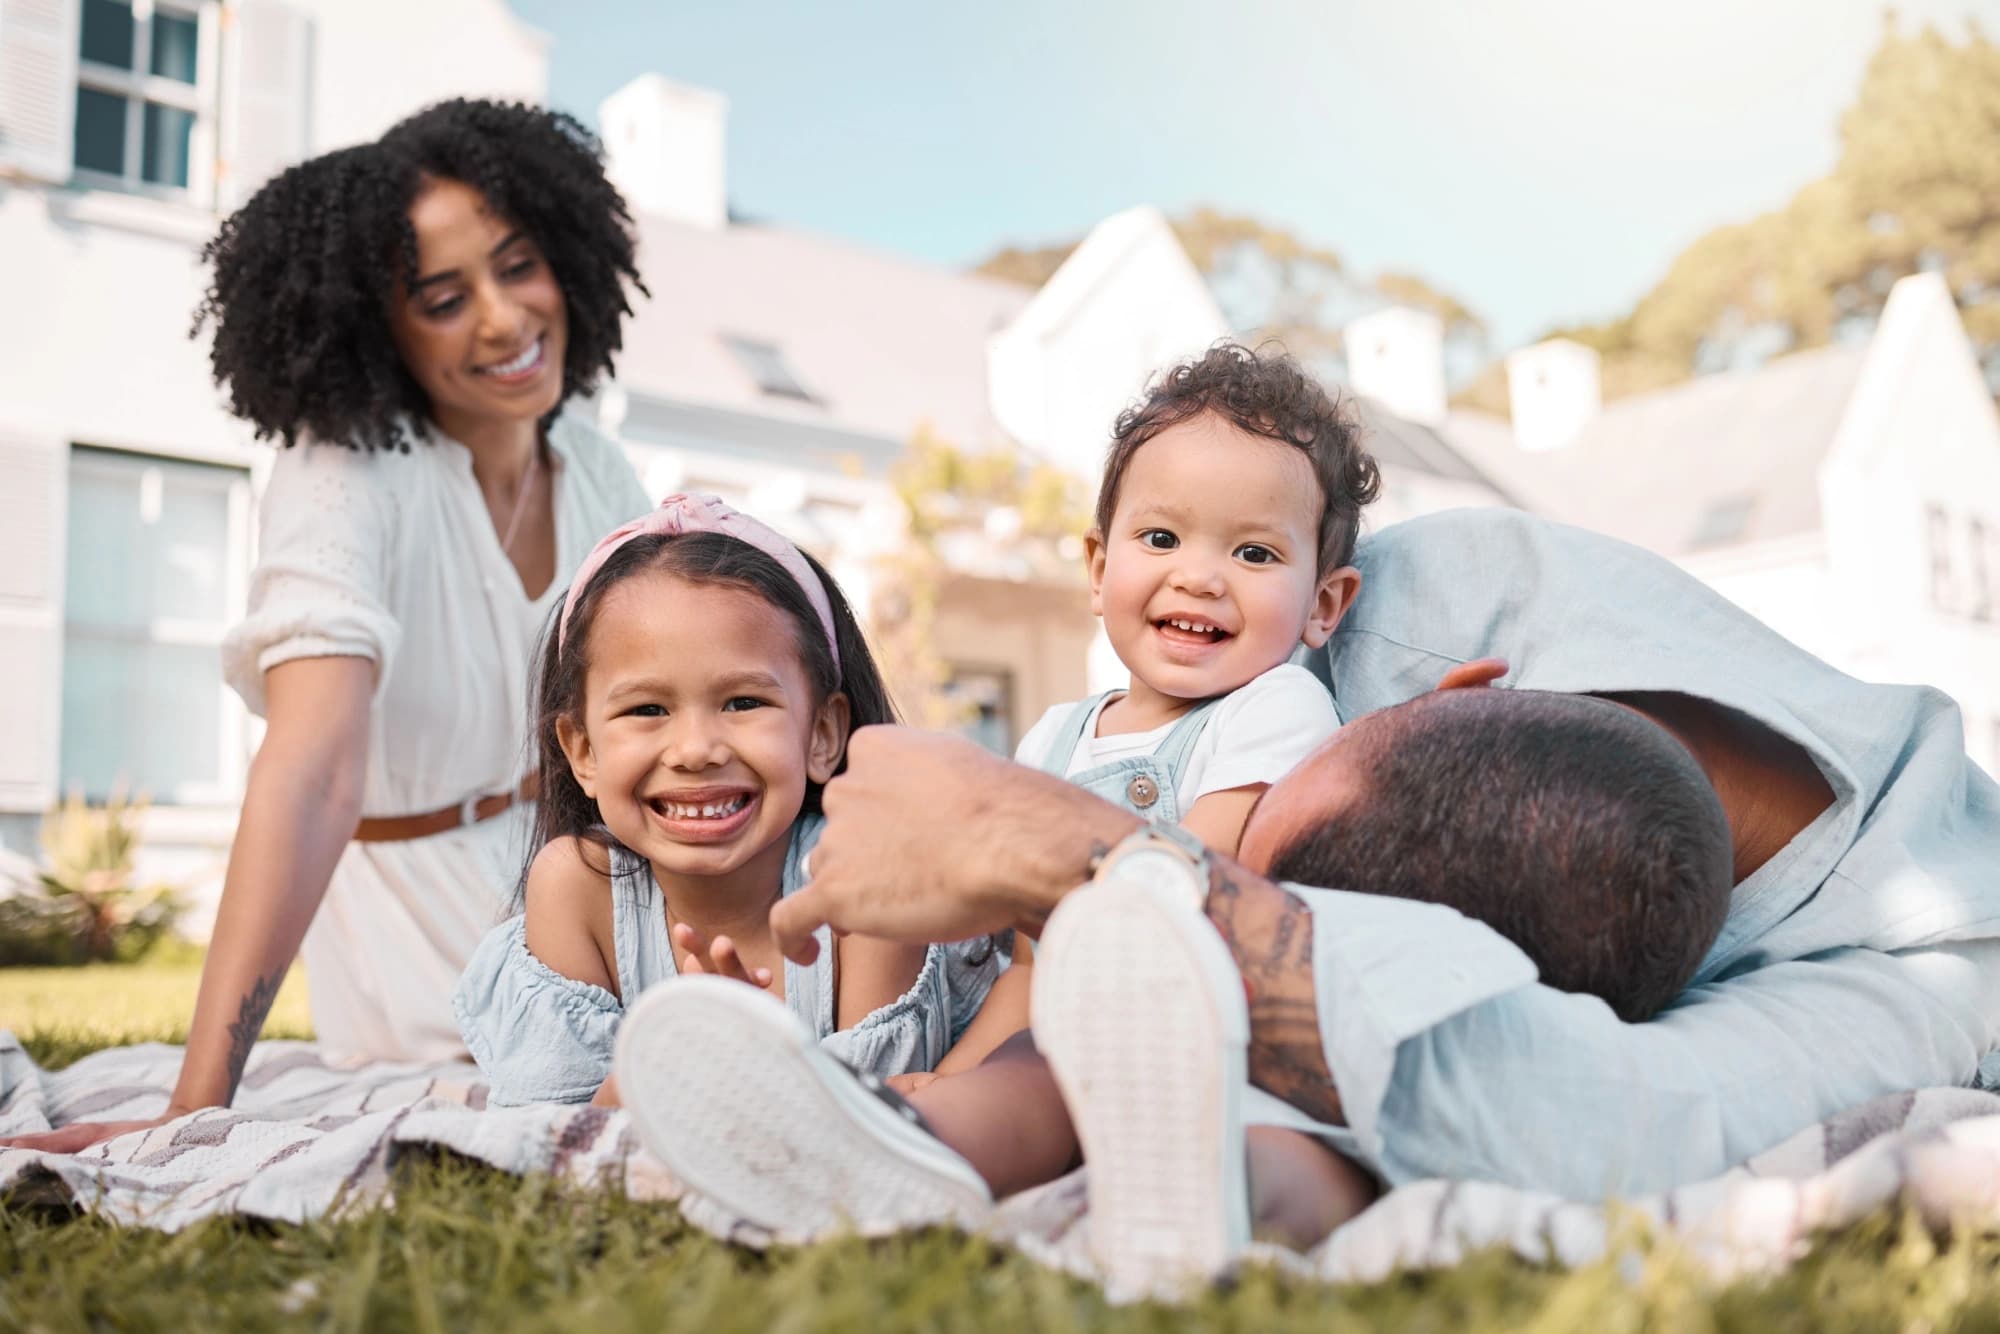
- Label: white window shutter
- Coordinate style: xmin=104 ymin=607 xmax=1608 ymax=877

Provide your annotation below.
xmin=0 ymin=0 xmax=80 ymax=184
xmin=219 ymin=0 xmax=311 ymax=210
xmin=0 ymin=429 xmax=67 ymax=813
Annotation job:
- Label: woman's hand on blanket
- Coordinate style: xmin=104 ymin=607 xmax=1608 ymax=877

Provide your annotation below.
xmin=0 ymin=1108 xmax=190 ymax=1155
xmin=672 ymin=923 xmax=774 ymax=989
xmin=770 ymin=726 xmax=1142 ymax=964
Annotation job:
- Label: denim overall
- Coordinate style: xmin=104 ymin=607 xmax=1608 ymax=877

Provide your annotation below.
xmin=1034 ymin=692 xmax=1225 ymax=822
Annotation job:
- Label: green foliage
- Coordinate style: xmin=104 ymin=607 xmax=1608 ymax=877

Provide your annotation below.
xmin=0 ymin=792 xmax=182 ymax=966
xmin=1534 ymin=18 xmax=2000 ymax=403
xmin=3 ymin=1129 xmax=2000 ymax=1331
xmin=870 ymin=426 xmax=1092 ymax=729
xmin=5 ymin=995 xmax=2000 ymax=1330
xmin=1 ymin=954 xmax=313 ymax=1068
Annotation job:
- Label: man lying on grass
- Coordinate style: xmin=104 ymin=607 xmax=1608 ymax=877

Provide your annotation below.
xmin=709 ymin=507 xmax=2000 ymax=1294
xmin=613 ymin=669 xmax=1740 ymax=1300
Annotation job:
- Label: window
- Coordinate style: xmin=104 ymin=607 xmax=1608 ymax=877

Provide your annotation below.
xmin=1970 ymin=517 xmax=1993 ymax=623
xmin=1688 ymin=495 xmax=1755 ymax=550
xmin=1926 ymin=504 xmax=1954 ymax=612
xmin=61 ymin=447 xmax=251 ymax=804
xmin=722 ymin=335 xmax=815 ymax=402
xmin=72 ymin=0 xmax=213 ymax=195
xmin=943 ymin=666 xmax=1014 ymax=757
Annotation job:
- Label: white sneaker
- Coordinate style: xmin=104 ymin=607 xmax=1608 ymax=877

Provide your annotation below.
xmin=614 ymin=976 xmax=992 ymax=1243
xmin=1031 ymin=861 xmax=1251 ymax=1302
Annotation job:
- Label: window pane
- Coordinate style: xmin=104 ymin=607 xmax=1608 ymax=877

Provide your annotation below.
xmin=79 ymin=0 xmax=135 ymax=68
xmin=150 ymin=9 xmax=200 ymax=83
xmin=61 ymin=634 xmax=223 ymax=800
xmin=63 ymin=449 xmax=246 ymax=805
xmin=142 ymin=101 xmax=193 ymax=187
xmin=67 ymin=450 xmax=237 ymax=630
xmin=73 ymin=86 xmax=128 ymax=175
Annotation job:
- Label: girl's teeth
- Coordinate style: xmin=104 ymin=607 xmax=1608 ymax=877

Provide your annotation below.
xmin=662 ymin=795 xmax=748 ymax=820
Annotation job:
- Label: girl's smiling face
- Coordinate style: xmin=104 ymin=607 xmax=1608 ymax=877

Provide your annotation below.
xmin=556 ymin=570 xmax=848 ymax=891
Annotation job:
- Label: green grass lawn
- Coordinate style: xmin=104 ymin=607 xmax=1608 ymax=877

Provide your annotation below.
xmin=4 ymin=956 xmax=1999 ymax=1332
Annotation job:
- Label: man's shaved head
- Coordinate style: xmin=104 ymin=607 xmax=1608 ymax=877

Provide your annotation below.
xmin=1252 ymin=687 xmax=1733 ymax=1022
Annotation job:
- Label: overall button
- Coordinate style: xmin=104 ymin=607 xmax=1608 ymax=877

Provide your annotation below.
xmin=1126 ymin=774 xmax=1159 ymax=809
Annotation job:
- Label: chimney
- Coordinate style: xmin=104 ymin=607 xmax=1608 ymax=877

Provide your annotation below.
xmin=599 ymin=74 xmax=728 ymax=229
xmin=1343 ymin=305 xmax=1446 ymax=426
xmin=1505 ymin=338 xmax=1601 ymax=452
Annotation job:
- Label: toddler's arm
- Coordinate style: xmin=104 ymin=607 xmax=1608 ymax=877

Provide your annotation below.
xmin=1180 ymin=785 xmax=1266 ymax=858
xmin=929 ymin=944 xmax=1034 ymax=1078
xmin=834 ymin=936 xmax=932 ymax=1029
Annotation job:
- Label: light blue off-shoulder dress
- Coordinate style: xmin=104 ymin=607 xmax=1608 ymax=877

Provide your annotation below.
xmin=452 ymin=814 xmax=1005 ymax=1105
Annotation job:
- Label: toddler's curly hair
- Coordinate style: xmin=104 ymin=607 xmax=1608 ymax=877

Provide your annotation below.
xmin=1096 ymin=343 xmax=1381 ymax=573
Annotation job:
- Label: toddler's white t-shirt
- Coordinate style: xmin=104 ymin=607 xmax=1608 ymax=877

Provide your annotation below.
xmin=1012 ymin=662 xmax=1342 ymax=802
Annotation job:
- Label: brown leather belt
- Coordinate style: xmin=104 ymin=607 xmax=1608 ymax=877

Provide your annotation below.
xmin=352 ymin=777 xmax=540 ymax=843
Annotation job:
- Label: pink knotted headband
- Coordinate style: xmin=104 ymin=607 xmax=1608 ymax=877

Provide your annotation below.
xmin=558 ymin=493 xmax=840 ymax=671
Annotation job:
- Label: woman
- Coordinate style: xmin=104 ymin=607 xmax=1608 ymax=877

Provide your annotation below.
xmin=8 ymin=99 xmax=653 ymax=1151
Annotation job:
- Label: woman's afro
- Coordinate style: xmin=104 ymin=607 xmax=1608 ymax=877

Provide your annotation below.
xmin=194 ymin=99 xmax=646 ymax=452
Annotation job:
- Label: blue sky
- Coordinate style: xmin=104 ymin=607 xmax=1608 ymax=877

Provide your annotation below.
xmin=510 ymin=0 xmax=2000 ymax=351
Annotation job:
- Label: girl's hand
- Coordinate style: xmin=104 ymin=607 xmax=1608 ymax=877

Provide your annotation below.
xmin=882 ymin=1071 xmax=939 ymax=1097
xmin=671 ymin=923 xmax=774 ymax=989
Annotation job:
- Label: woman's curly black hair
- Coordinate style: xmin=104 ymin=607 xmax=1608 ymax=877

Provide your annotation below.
xmin=193 ymin=99 xmax=647 ymax=452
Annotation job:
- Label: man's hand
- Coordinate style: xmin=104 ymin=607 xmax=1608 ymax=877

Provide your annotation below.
xmin=769 ymin=727 xmax=1140 ymax=964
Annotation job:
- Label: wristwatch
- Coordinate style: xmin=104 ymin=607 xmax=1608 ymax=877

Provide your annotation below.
xmin=1089 ymin=822 xmax=1212 ymax=915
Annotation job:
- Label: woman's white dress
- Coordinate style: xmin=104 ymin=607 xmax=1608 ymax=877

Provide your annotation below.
xmin=221 ymin=413 xmax=651 ymax=1064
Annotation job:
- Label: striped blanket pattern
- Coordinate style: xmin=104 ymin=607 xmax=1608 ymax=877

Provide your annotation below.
xmin=4 ymin=1030 xmax=1998 ymax=1286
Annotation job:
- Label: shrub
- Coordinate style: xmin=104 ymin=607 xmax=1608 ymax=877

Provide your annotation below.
xmin=0 ymin=791 xmax=182 ymax=966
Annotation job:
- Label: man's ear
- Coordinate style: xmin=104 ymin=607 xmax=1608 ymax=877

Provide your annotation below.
xmin=807 ymin=692 xmax=852 ymax=785
xmin=1436 ymin=658 xmax=1510 ymax=691
xmin=1300 ymin=566 xmax=1362 ymax=649
xmin=555 ymin=715 xmax=598 ymax=798
xmin=1084 ymin=529 xmax=1108 ymax=617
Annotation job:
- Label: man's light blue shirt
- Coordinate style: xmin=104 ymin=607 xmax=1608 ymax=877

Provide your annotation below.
xmin=1299 ymin=508 xmax=2000 ymax=1198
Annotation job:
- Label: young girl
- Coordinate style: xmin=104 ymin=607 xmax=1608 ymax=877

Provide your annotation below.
xmin=611 ymin=345 xmax=1386 ymax=1247
xmin=452 ymin=494 xmax=1012 ymax=1106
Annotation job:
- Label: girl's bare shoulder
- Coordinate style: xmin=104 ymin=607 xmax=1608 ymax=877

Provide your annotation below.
xmin=523 ymin=836 xmax=620 ymax=993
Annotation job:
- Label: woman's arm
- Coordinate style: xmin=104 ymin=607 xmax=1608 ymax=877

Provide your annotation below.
xmin=3 ymin=656 xmax=375 ymax=1152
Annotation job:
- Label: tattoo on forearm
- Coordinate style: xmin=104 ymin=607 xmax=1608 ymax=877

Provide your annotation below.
xmin=224 ymin=971 xmax=283 ymax=1097
xmin=1205 ymin=865 xmax=1344 ymax=1124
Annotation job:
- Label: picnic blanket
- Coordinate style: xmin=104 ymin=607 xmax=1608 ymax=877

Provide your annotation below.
xmin=4 ymin=1029 xmax=1999 ymax=1289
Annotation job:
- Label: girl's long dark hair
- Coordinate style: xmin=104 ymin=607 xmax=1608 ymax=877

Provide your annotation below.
xmin=519 ymin=531 xmax=896 ymax=903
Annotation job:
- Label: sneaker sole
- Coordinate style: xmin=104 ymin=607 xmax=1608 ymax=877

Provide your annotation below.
xmin=615 ymin=977 xmax=992 ymax=1242
xmin=1032 ymin=874 xmax=1251 ymax=1301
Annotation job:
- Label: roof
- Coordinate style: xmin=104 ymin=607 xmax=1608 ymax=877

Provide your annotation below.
xmin=1443 ymin=342 xmax=1870 ymax=557
xmin=1350 ymin=397 xmax=1519 ymax=502
xmin=616 ymin=216 xmax=1032 ymax=454
xmin=999 ymin=204 xmax=1224 ymax=345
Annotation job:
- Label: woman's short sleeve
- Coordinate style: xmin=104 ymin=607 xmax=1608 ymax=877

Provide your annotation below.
xmin=221 ymin=444 xmax=402 ymax=717
xmin=451 ymin=916 xmax=623 ymax=1106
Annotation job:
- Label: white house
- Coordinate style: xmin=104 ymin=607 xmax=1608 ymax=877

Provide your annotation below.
xmin=0 ymin=1 xmax=1222 ymax=902
xmin=0 ymin=0 xmax=550 ymax=893
xmin=1424 ymin=272 xmax=2000 ymax=775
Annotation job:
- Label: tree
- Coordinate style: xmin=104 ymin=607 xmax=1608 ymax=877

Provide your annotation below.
xmin=1507 ymin=19 xmax=2000 ymax=405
